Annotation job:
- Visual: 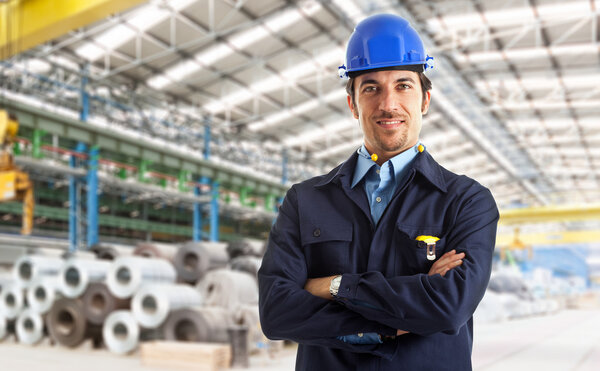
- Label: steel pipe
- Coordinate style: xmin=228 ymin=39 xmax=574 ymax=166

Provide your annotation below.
xmin=106 ymin=256 xmax=176 ymax=299
xmin=131 ymin=284 xmax=203 ymax=329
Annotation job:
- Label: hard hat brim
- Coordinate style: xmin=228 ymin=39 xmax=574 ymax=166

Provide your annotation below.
xmin=347 ymin=64 xmax=424 ymax=79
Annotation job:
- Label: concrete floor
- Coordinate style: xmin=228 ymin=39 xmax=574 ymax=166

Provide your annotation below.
xmin=1 ymin=309 xmax=599 ymax=370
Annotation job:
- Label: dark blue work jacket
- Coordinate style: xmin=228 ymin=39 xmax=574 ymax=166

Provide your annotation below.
xmin=258 ymin=150 xmax=499 ymax=371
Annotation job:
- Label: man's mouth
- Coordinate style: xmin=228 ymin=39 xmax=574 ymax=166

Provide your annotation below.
xmin=376 ymin=119 xmax=405 ymax=126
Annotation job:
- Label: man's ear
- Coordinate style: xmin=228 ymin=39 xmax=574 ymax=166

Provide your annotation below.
xmin=347 ymin=95 xmax=359 ymax=119
xmin=421 ymin=90 xmax=431 ymax=114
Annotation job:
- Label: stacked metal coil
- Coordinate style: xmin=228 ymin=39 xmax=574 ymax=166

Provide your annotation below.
xmin=106 ymin=256 xmax=176 ymax=298
xmin=174 ymin=242 xmax=229 ymax=283
xmin=46 ymin=298 xmax=102 ymax=348
xmin=82 ymin=283 xmax=129 ymax=325
xmin=133 ymin=243 xmax=178 ymax=262
xmin=0 ymin=239 xmax=271 ymax=356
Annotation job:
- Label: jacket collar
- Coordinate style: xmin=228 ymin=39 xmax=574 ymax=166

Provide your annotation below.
xmin=315 ymin=148 xmax=447 ymax=193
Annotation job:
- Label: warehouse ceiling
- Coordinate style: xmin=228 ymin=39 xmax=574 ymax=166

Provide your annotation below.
xmin=2 ymin=0 xmax=599 ymax=212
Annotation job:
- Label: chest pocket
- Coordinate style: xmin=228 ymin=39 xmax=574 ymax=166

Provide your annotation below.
xmin=300 ymin=220 xmax=352 ymax=278
xmin=395 ymin=223 xmax=447 ymax=275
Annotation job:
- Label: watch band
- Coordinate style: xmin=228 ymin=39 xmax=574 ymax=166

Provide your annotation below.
xmin=329 ymin=275 xmax=342 ymax=297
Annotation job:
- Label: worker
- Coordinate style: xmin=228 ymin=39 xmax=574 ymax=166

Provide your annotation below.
xmin=258 ymin=13 xmax=498 ymax=371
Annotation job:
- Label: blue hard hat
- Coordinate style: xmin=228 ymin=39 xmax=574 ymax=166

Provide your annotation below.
xmin=338 ymin=14 xmax=433 ymax=79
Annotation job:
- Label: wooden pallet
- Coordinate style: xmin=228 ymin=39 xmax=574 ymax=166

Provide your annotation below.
xmin=140 ymin=341 xmax=231 ymax=371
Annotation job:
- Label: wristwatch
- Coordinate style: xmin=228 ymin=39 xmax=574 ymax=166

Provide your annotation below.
xmin=329 ymin=275 xmax=342 ymax=298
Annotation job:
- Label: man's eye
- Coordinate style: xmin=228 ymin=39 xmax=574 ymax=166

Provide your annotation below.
xmin=364 ymin=86 xmax=376 ymax=92
xmin=399 ymin=84 xmax=411 ymax=89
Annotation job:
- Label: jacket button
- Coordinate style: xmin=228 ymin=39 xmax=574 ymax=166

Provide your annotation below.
xmin=313 ymin=228 xmax=321 ymax=237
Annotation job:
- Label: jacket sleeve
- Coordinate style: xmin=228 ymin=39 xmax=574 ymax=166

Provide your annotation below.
xmin=335 ymin=186 xmax=499 ymax=336
xmin=258 ymin=186 xmax=397 ymax=357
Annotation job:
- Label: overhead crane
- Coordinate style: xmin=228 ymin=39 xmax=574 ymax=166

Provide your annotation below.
xmin=0 ymin=109 xmax=33 ymax=235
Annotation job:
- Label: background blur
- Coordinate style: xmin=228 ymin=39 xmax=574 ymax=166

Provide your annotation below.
xmin=1 ymin=0 xmax=599 ymax=370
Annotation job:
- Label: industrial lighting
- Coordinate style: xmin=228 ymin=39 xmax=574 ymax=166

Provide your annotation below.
xmin=75 ymin=0 xmax=195 ymax=61
xmin=427 ymin=0 xmax=591 ymax=31
xmin=248 ymin=89 xmax=345 ymax=131
xmin=475 ymin=74 xmax=600 ymax=91
xmin=492 ymin=99 xmax=600 ymax=110
xmin=146 ymin=2 xmax=322 ymax=90
xmin=455 ymin=42 xmax=599 ymax=64
xmin=331 ymin=0 xmax=364 ymax=22
xmin=313 ymin=138 xmax=363 ymax=159
xmin=203 ymin=47 xmax=343 ymax=114
xmin=283 ymin=118 xmax=355 ymax=147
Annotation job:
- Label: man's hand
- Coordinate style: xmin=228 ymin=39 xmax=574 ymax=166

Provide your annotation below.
xmin=428 ymin=249 xmax=465 ymax=277
xmin=304 ymin=275 xmax=338 ymax=300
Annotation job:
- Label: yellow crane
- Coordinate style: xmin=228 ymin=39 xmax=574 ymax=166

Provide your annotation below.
xmin=0 ymin=110 xmax=33 ymax=235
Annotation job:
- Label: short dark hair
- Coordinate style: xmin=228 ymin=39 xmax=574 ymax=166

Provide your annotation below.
xmin=345 ymin=71 xmax=432 ymax=107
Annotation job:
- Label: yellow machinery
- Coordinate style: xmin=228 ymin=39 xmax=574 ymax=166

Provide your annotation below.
xmin=0 ymin=110 xmax=33 ymax=234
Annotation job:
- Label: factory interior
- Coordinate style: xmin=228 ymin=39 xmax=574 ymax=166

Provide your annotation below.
xmin=0 ymin=0 xmax=599 ymax=370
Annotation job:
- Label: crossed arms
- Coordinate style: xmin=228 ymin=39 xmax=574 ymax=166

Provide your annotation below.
xmin=258 ymin=185 xmax=498 ymax=357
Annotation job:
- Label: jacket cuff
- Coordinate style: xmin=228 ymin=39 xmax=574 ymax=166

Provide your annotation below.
xmin=337 ymin=273 xmax=360 ymax=300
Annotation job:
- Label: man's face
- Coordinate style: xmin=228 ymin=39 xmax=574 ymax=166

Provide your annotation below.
xmin=347 ymin=70 xmax=431 ymax=160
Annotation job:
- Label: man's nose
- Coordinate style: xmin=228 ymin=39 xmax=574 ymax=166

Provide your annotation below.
xmin=378 ymin=89 xmax=398 ymax=112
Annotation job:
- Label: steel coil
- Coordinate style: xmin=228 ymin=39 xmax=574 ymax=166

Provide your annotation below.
xmin=90 ymin=245 xmax=119 ymax=260
xmin=13 ymin=255 xmax=63 ymax=289
xmin=0 ymin=284 xmax=24 ymax=319
xmin=0 ymin=272 xmax=12 ymax=295
xmin=27 ymin=277 xmax=59 ymax=314
xmin=16 ymin=309 xmax=45 ymax=345
xmin=106 ymin=256 xmax=176 ymax=299
xmin=81 ymin=282 xmax=129 ymax=326
xmin=226 ymin=239 xmax=265 ymax=259
xmin=0 ymin=315 xmax=7 ymax=341
xmin=132 ymin=284 xmax=202 ymax=329
xmin=133 ymin=243 xmax=178 ymax=262
xmin=230 ymin=256 xmax=262 ymax=279
xmin=102 ymin=310 xmax=140 ymax=354
xmin=197 ymin=269 xmax=259 ymax=310
xmin=162 ymin=307 xmax=231 ymax=343
xmin=47 ymin=298 xmax=101 ymax=348
xmin=174 ymin=242 xmax=229 ymax=283
xmin=59 ymin=258 xmax=111 ymax=298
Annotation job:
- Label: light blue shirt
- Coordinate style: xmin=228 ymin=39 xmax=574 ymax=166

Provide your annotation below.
xmin=338 ymin=142 xmax=423 ymax=345
xmin=351 ymin=143 xmax=422 ymax=224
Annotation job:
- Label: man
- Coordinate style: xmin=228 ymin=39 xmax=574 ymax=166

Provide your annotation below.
xmin=258 ymin=13 xmax=498 ymax=371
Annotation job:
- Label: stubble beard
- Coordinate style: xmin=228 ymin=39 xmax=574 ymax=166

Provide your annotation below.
xmin=373 ymin=128 xmax=409 ymax=154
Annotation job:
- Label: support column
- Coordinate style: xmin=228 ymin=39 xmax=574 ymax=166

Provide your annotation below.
xmin=281 ymin=148 xmax=288 ymax=185
xmin=80 ymin=64 xmax=89 ymax=122
xmin=192 ymin=181 xmax=202 ymax=241
xmin=69 ymin=142 xmax=86 ymax=252
xmin=210 ymin=180 xmax=219 ymax=242
xmin=86 ymin=146 xmax=99 ymax=248
xmin=32 ymin=129 xmax=45 ymax=159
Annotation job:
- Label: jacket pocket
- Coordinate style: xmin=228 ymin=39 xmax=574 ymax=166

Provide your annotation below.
xmin=395 ymin=223 xmax=446 ymax=275
xmin=300 ymin=220 xmax=352 ymax=278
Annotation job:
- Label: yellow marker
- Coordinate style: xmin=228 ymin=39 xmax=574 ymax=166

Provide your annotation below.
xmin=416 ymin=235 xmax=439 ymax=261
xmin=371 ymin=153 xmax=378 ymax=162
xmin=418 ymin=144 xmax=424 ymax=153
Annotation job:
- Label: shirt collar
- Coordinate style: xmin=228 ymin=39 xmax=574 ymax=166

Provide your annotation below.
xmin=314 ymin=145 xmax=447 ymax=193
xmin=350 ymin=143 xmax=422 ymax=189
